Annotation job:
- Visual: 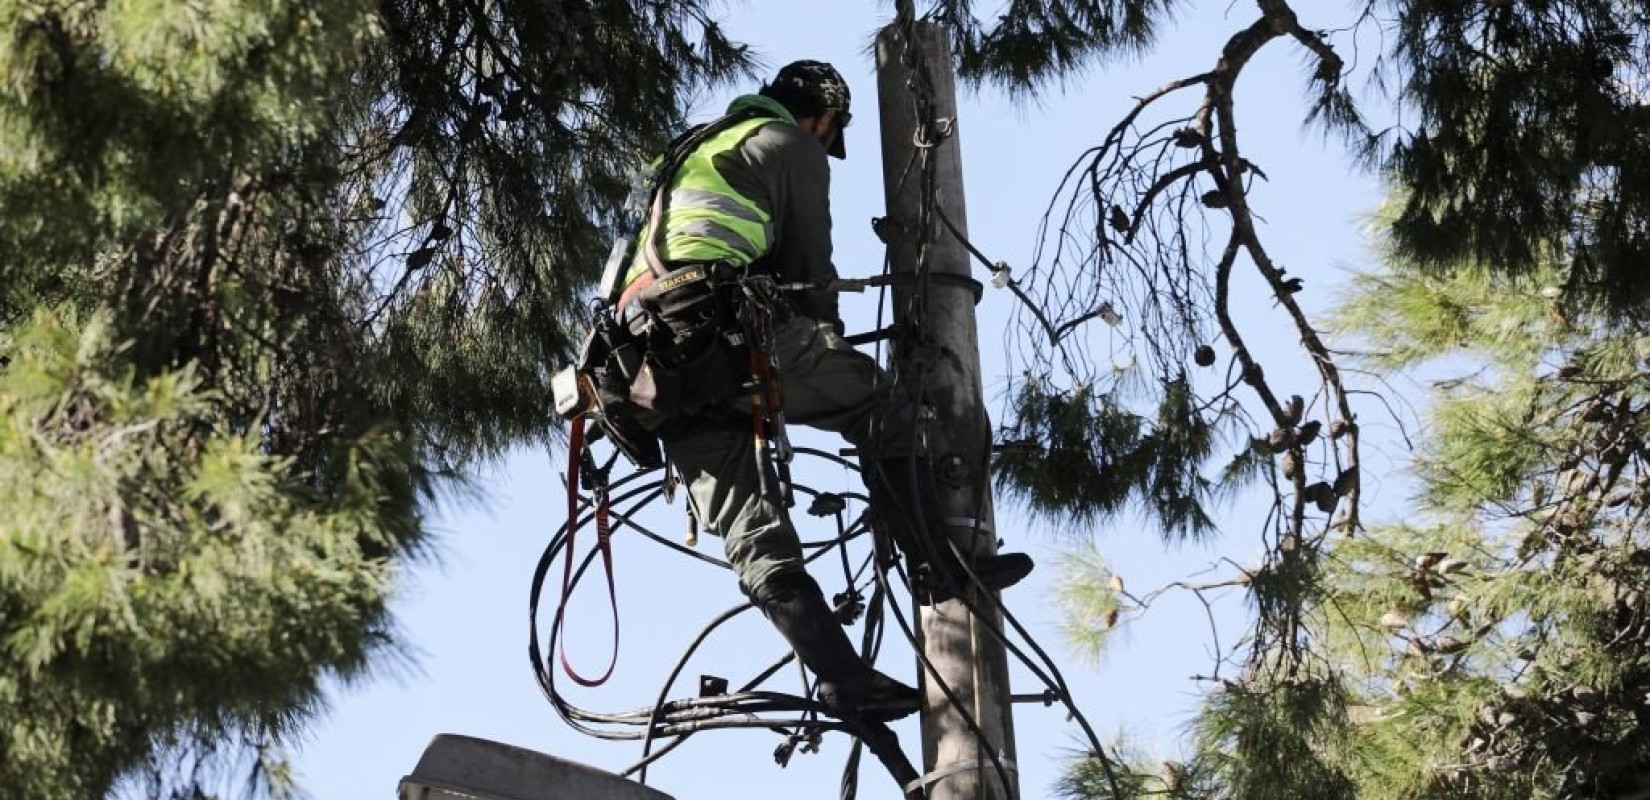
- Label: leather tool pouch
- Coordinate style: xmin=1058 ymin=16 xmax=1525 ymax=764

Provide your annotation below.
xmin=567 ymin=265 xmax=754 ymax=469
xmin=570 ymin=108 xmax=772 ymax=470
xmin=576 ymin=314 xmax=664 ymax=469
xmin=628 ymin=264 xmax=751 ymax=416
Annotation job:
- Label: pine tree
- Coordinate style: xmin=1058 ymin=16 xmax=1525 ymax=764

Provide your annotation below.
xmin=922 ymin=2 xmax=1650 ymax=799
xmin=935 ymin=0 xmax=1650 ymax=311
xmin=0 ymin=2 xmax=746 ymax=797
xmin=1040 ymin=239 xmax=1650 ymax=800
xmin=1319 ymin=255 xmax=1650 ymax=799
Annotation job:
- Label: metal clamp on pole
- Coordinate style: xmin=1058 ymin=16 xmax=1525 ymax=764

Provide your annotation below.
xmin=903 ymin=758 xmax=1020 ymax=796
xmin=844 ymin=324 xmax=903 ymax=347
xmin=942 ymin=517 xmax=994 ymax=535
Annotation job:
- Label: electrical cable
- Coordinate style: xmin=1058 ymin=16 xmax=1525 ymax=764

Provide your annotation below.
xmin=873 ymin=12 xmax=1129 ymax=798
xmin=529 ymin=14 xmax=1130 ymax=798
xmin=531 ymin=452 xmax=917 ymax=783
xmin=533 ymin=443 xmax=1128 ymax=796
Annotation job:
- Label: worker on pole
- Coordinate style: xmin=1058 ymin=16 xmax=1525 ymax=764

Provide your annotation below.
xmin=586 ymin=61 xmax=1034 ymax=720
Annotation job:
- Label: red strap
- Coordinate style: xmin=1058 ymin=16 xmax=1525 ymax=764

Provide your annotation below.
xmin=615 ymin=271 xmax=656 ymax=317
xmin=557 ymin=416 xmax=621 ymax=687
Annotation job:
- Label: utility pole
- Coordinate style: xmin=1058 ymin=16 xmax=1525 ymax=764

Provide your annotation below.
xmin=875 ymin=20 xmax=1019 ymax=800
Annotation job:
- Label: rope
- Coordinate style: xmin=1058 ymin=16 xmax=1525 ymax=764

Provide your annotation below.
xmin=555 ymin=416 xmax=621 ymax=687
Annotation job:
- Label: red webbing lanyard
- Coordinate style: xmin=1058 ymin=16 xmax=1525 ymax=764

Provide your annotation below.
xmin=557 ymin=416 xmax=620 ymax=687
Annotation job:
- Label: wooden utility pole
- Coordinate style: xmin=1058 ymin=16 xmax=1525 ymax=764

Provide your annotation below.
xmin=875 ymin=20 xmax=1019 ymax=800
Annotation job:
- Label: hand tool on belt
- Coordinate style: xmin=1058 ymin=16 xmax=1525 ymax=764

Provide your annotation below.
xmin=740 ymin=276 xmax=794 ymax=507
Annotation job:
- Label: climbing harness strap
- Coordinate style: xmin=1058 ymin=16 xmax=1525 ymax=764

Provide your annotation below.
xmin=622 ymin=109 xmax=766 ymax=300
xmin=557 ymin=416 xmax=621 ymax=687
xmin=740 ymin=278 xmax=795 ymax=507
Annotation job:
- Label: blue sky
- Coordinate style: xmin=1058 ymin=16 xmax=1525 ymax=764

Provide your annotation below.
xmin=293 ymin=2 xmax=1393 ymax=798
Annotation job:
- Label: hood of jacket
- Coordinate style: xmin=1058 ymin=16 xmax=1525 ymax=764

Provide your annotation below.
xmin=725 ymin=93 xmax=797 ymax=125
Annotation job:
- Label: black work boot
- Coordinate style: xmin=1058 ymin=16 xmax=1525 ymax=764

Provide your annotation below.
xmin=866 ymin=456 xmax=1036 ymax=604
xmin=753 ymin=573 xmax=920 ymax=721
xmin=912 ymin=551 xmax=1035 ymax=605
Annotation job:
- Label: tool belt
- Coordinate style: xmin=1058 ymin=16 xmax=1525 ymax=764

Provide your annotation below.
xmin=558 ymin=262 xmax=755 ymax=469
xmin=626 ymin=262 xmax=754 ymax=415
xmin=555 ymin=109 xmax=780 ymax=469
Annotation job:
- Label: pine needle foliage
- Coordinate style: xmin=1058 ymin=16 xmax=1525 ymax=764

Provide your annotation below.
xmin=1053 ymin=545 xmax=1124 ymax=666
xmin=0 ymin=308 xmax=426 ymax=800
xmin=933 ymin=0 xmax=1650 ymax=310
xmin=1057 ymin=752 xmax=1155 ymax=800
xmin=1319 ymin=251 xmax=1650 ymax=798
xmin=0 ymin=1 xmax=748 ymax=797
xmin=1056 ymin=738 xmax=1199 ymax=800
xmin=1188 ymin=677 xmax=1358 ymax=800
xmin=1048 ymin=216 xmax=1650 ymax=800
xmin=994 ymin=372 xmax=1247 ymax=542
xmin=1388 ymin=0 xmax=1650 ymax=314
xmin=933 ymin=0 xmax=1183 ymax=92
xmin=1047 ymin=243 xmax=1650 ymax=800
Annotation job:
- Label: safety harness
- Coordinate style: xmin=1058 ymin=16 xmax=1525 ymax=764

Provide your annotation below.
xmin=554 ymin=108 xmax=800 ymax=686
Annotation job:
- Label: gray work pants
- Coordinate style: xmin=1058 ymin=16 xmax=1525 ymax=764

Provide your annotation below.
xmin=662 ymin=316 xmax=916 ymax=596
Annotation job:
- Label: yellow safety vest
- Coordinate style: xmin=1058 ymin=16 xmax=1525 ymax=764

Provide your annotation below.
xmin=623 ymin=101 xmax=795 ymax=288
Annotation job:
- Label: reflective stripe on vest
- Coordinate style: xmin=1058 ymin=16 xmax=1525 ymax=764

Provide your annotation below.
xmin=625 ymin=116 xmax=778 ymax=286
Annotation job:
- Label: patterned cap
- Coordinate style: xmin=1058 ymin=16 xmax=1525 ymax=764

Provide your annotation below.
xmin=770 ymin=60 xmax=851 ymax=159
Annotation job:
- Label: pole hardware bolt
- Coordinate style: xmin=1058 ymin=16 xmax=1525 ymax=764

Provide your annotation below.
xmin=1010 ymin=689 xmax=1063 ymax=706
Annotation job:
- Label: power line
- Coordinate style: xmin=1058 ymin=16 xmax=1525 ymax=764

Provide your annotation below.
xmin=530 ymin=14 xmax=1127 ymax=800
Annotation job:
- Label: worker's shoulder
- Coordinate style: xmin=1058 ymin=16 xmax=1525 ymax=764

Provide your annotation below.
xmin=742 ymin=117 xmax=813 ymax=149
xmin=735 ymin=118 xmax=826 ymax=169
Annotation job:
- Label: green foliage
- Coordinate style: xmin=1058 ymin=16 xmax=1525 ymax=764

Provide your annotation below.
xmin=994 ymin=371 xmax=1246 ymax=541
xmin=0 ymin=0 xmax=378 ymax=277
xmin=1330 ymin=264 xmax=1558 ymax=373
xmin=1389 ymin=1 xmax=1650 ymax=313
xmin=1055 ymin=738 xmax=1198 ymax=800
xmin=1050 ymin=216 xmax=1650 ymax=799
xmin=1189 ymin=678 xmax=1357 ymax=800
xmin=0 ymin=309 xmax=426 ymax=800
xmin=1320 ymin=256 xmax=1650 ymax=797
xmin=933 ymin=0 xmax=1183 ymax=92
xmin=1057 ymin=751 xmax=1155 ymax=800
xmin=1053 ymin=546 xmax=1123 ymax=666
xmin=0 ymin=0 xmax=750 ymax=796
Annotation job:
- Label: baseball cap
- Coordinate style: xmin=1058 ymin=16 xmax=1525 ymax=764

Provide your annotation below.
xmin=768 ymin=60 xmax=852 ymax=159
